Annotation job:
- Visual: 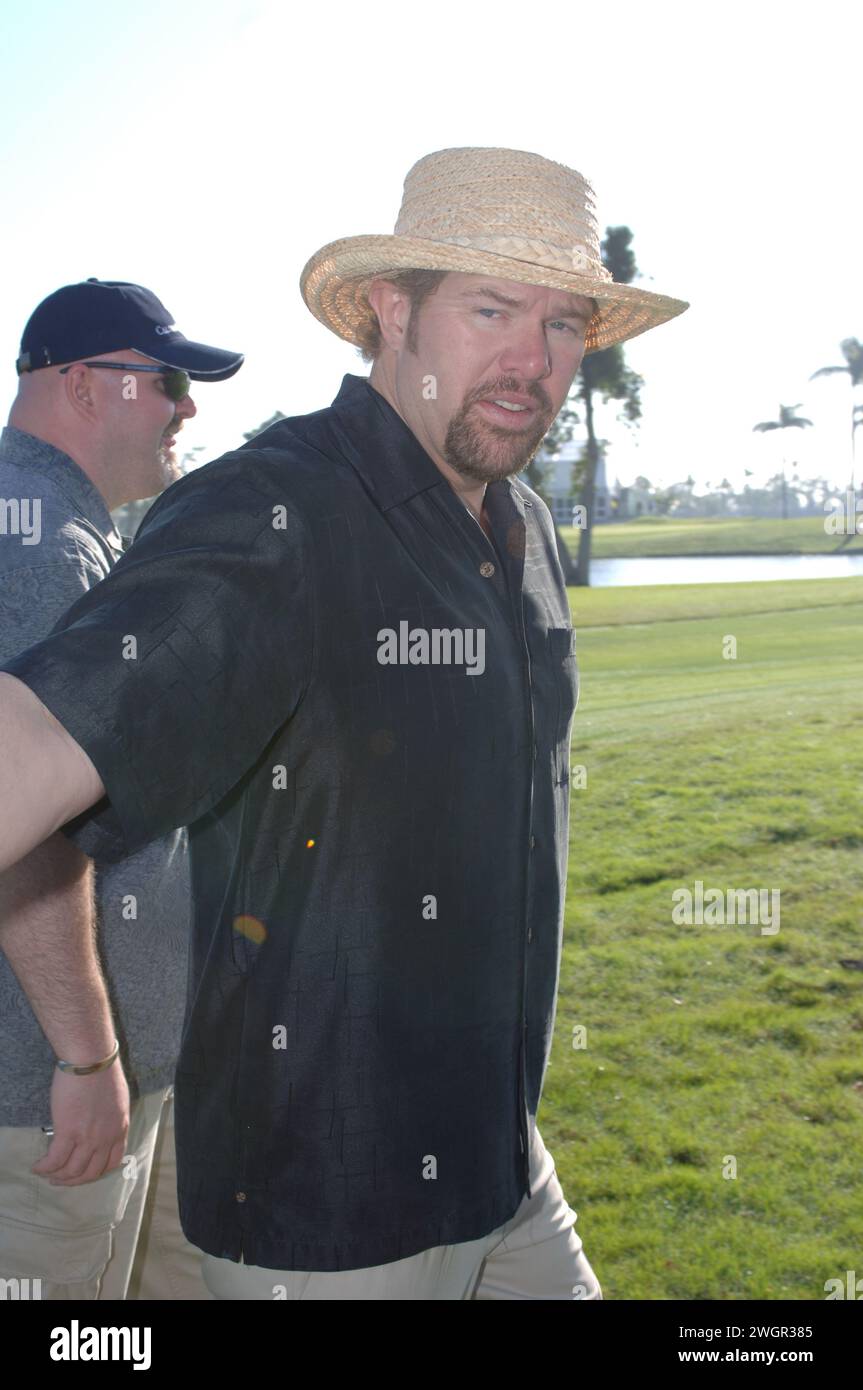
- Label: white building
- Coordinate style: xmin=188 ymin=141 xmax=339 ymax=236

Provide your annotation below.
xmin=531 ymin=433 xmax=612 ymax=525
xmin=616 ymin=481 xmax=658 ymax=518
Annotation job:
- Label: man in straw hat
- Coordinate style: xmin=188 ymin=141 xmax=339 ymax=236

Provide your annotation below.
xmin=0 ymin=148 xmax=687 ymax=1299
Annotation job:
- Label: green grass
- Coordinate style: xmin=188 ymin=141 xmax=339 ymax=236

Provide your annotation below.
xmin=568 ymin=576 xmax=863 ymax=629
xmin=557 ymin=514 xmax=862 ymax=558
xmin=542 ymin=576 xmax=863 ymax=1300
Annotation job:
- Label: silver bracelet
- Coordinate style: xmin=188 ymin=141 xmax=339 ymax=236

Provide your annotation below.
xmin=55 ymin=1037 xmax=120 ymax=1076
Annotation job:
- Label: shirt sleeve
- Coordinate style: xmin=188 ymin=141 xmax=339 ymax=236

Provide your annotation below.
xmin=0 ymin=450 xmax=314 ymax=855
xmin=0 ymin=550 xmax=108 ymax=663
xmin=0 ymin=534 xmax=117 ymax=859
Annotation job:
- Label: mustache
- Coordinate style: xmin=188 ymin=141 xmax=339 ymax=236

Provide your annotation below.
xmin=467 ymin=378 xmax=552 ymax=412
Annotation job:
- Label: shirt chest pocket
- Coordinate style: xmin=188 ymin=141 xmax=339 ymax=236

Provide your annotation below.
xmin=546 ymin=626 xmax=579 ymax=748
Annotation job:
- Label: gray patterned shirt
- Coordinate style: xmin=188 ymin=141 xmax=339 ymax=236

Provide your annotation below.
xmin=0 ymin=425 xmax=190 ymax=1125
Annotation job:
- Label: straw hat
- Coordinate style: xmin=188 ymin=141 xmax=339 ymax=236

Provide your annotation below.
xmin=300 ymin=147 xmax=688 ymax=355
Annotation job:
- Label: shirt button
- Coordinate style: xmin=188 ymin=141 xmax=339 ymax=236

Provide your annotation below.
xmin=527 ymin=926 xmax=533 ymax=943
xmin=235 ymin=1191 xmax=247 ymax=1203
xmin=529 ymin=835 xmax=536 ymax=849
xmin=479 ymin=561 xmax=496 ymax=577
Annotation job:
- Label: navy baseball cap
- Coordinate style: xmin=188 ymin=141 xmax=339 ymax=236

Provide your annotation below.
xmin=16 ymin=278 xmax=244 ymax=381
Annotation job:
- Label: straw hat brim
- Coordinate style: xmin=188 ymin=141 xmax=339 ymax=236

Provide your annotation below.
xmin=300 ymin=235 xmax=689 ymax=355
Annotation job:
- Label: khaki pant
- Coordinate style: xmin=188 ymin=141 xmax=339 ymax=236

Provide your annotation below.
xmin=202 ymin=1119 xmax=603 ymax=1300
xmin=0 ymin=1087 xmax=211 ymax=1300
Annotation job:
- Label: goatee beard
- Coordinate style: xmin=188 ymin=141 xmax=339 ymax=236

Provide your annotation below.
xmin=442 ymin=386 xmax=552 ymax=483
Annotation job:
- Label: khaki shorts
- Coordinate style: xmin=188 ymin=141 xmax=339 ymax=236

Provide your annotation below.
xmin=201 ymin=1119 xmax=603 ymax=1301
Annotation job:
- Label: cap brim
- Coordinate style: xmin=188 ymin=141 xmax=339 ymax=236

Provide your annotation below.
xmin=133 ymin=335 xmax=244 ymax=382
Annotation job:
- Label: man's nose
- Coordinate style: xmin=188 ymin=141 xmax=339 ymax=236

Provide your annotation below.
xmin=176 ymin=392 xmax=197 ymax=421
xmin=498 ymin=323 xmax=552 ymax=380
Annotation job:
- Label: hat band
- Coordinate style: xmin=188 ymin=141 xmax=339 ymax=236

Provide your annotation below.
xmin=409 ymin=233 xmax=613 ymax=280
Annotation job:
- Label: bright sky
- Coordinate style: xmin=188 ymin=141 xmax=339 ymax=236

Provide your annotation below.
xmin=2 ymin=0 xmax=860 ymax=492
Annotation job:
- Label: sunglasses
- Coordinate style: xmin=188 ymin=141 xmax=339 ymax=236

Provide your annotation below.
xmin=58 ymin=360 xmax=192 ymax=403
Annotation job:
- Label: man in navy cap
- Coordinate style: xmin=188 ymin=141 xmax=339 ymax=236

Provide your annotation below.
xmin=0 ymin=279 xmax=243 ymax=1299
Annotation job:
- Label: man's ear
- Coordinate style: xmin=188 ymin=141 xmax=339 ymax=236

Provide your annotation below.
xmin=62 ymin=363 xmax=97 ymax=419
xmin=367 ymin=279 xmax=412 ymax=354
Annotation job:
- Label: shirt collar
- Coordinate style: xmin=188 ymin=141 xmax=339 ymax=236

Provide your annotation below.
xmin=0 ymin=425 xmax=124 ymax=553
xmin=328 ymin=374 xmax=526 ymax=523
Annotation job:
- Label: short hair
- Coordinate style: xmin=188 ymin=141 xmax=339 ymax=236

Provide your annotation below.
xmin=357 ymin=269 xmax=448 ymax=363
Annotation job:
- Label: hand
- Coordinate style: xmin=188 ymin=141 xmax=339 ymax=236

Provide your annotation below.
xmin=32 ymin=1062 xmax=131 ymax=1186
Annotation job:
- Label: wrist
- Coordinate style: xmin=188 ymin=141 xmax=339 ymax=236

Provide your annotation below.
xmin=55 ymin=1037 xmax=120 ymax=1076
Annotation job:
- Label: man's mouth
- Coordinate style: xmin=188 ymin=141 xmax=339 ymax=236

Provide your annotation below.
xmin=161 ymin=422 xmax=182 ymax=452
xmin=476 ymin=396 xmax=539 ymax=428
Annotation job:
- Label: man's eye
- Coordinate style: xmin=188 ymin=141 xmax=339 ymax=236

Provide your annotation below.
xmin=475 ymin=309 xmax=581 ymax=334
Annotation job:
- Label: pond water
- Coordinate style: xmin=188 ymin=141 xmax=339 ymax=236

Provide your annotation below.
xmin=590 ymin=553 xmax=863 ymax=586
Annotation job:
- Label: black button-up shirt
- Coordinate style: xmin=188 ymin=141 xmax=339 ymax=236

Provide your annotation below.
xmin=0 ymin=373 xmax=578 ymax=1272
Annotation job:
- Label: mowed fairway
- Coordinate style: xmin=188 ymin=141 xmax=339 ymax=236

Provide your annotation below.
xmin=541 ymin=577 xmax=863 ymax=1300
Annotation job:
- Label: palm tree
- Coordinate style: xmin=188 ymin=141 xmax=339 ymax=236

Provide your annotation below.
xmin=566 ymin=227 xmax=644 ymax=586
xmin=752 ymin=404 xmax=814 ymax=436
xmin=752 ymin=405 xmax=813 ymax=519
xmin=810 ymin=338 xmax=863 ymax=490
xmin=531 ymin=228 xmax=645 ymax=586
